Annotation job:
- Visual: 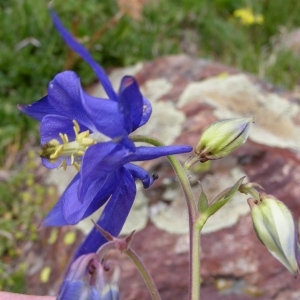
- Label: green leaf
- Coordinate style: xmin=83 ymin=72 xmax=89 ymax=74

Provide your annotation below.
xmin=195 ymin=176 xmax=245 ymax=231
xmin=198 ymin=183 xmax=209 ymax=213
xmin=206 ymin=176 xmax=245 ymax=217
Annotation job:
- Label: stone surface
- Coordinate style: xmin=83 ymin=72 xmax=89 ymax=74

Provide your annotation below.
xmin=31 ymin=55 xmax=300 ymax=299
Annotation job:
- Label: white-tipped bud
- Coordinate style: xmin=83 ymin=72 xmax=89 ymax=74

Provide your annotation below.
xmin=248 ymin=193 xmax=300 ymax=276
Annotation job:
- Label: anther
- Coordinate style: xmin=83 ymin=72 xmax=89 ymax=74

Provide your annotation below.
xmin=73 ymin=120 xmax=80 ymax=132
xmin=73 ymin=120 xmax=80 ymax=138
xmin=81 ymin=137 xmax=95 ymax=146
xmin=59 ymin=132 xmax=64 ymax=142
xmin=77 ymin=131 xmax=90 ymax=140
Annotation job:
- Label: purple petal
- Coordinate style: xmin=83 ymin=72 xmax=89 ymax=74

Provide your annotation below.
xmin=18 ymin=96 xmax=59 ymax=121
xmin=41 ymin=198 xmax=66 ymax=227
xmin=81 ymin=89 xmax=126 ymax=139
xmin=73 ymin=167 xmax=136 ymax=259
xmin=41 ymin=174 xmax=80 ymax=227
xmin=62 ymin=173 xmax=117 ymax=225
xmin=118 ymin=76 xmax=143 ymax=133
xmin=129 ymin=145 xmax=193 ymax=161
xmin=41 ymin=157 xmax=65 ymax=170
xmin=79 ymin=142 xmax=129 ymax=200
xmin=125 ymin=163 xmax=154 ymax=188
xmin=43 ymin=170 xmax=116 ymax=226
xmin=114 ymin=136 xmax=136 ymax=152
xmin=48 ymin=71 xmax=96 ymax=131
xmin=50 ymin=11 xmax=118 ymax=102
xmin=40 ymin=114 xmax=78 ymax=145
xmin=138 ymin=97 xmax=152 ymax=128
xmin=48 ymin=71 xmax=125 ymax=138
xmin=58 ymin=280 xmax=84 ymax=300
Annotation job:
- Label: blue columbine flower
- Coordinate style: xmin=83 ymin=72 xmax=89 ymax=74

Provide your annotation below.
xmin=19 ymin=11 xmax=192 ymax=258
xmin=58 ymin=253 xmax=119 ymax=300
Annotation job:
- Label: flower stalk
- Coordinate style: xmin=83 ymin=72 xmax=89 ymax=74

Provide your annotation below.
xmin=94 ymin=222 xmax=161 ymax=300
xmin=131 ymin=135 xmax=200 ymax=300
xmin=125 ymin=248 xmax=162 ymax=300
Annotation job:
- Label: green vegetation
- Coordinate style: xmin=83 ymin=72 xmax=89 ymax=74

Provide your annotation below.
xmin=1 ymin=0 xmax=300 ymax=292
xmin=0 ymin=150 xmax=55 ymax=291
xmin=1 ymin=0 xmax=300 ymax=158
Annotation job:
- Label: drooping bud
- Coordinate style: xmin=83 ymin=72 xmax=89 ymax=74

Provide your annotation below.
xmin=195 ymin=118 xmax=253 ymax=162
xmin=248 ymin=193 xmax=300 ymax=276
xmin=239 ymin=182 xmax=262 ymax=200
xmin=58 ymin=253 xmax=119 ymax=300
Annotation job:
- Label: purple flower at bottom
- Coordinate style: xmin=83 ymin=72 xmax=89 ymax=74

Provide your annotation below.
xmin=58 ymin=253 xmax=119 ymax=300
xmin=19 ymin=11 xmax=192 ymax=259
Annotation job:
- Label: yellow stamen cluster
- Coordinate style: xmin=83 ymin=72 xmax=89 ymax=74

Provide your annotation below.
xmin=40 ymin=120 xmax=95 ymax=171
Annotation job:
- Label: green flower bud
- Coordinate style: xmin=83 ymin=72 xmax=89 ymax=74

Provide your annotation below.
xmin=195 ymin=118 xmax=253 ymax=162
xmin=248 ymin=193 xmax=299 ymax=276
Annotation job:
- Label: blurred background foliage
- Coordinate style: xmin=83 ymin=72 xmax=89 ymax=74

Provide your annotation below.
xmin=1 ymin=0 xmax=300 ymax=292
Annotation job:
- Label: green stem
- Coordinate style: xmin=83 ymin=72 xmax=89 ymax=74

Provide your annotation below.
xmin=195 ymin=214 xmax=209 ymax=232
xmin=192 ymin=225 xmax=201 ymax=298
xmin=97 ymin=239 xmax=161 ymax=300
xmin=131 ymin=135 xmax=200 ymax=300
xmin=97 ymin=241 xmax=118 ymax=261
xmin=125 ymin=248 xmax=161 ymax=300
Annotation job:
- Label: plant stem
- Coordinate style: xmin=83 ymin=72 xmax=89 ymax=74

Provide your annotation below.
xmin=97 ymin=241 xmax=118 ymax=261
xmin=96 ymin=239 xmax=161 ymax=300
xmin=125 ymin=248 xmax=161 ymax=300
xmin=131 ymin=135 xmax=201 ymax=300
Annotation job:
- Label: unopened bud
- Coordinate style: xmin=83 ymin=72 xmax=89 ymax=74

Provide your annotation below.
xmin=195 ymin=118 xmax=253 ymax=162
xmin=248 ymin=193 xmax=299 ymax=276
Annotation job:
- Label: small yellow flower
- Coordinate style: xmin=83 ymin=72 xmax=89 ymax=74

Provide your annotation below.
xmin=40 ymin=266 xmax=51 ymax=283
xmin=233 ymin=8 xmax=264 ymax=26
xmin=64 ymin=231 xmax=76 ymax=245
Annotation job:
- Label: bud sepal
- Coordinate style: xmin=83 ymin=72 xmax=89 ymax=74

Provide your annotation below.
xmin=248 ymin=193 xmax=300 ymax=276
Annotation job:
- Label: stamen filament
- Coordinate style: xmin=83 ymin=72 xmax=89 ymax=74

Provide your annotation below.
xmin=73 ymin=162 xmax=80 ymax=171
xmin=73 ymin=120 xmax=80 ymax=137
xmin=50 ymin=145 xmax=64 ymax=160
xmin=64 ymin=133 xmax=69 ymax=143
xmin=58 ymin=159 xmax=67 ymax=170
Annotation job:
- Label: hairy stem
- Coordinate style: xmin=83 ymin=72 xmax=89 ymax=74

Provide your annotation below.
xmin=96 ymin=239 xmax=161 ymax=300
xmin=125 ymin=248 xmax=161 ymax=300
